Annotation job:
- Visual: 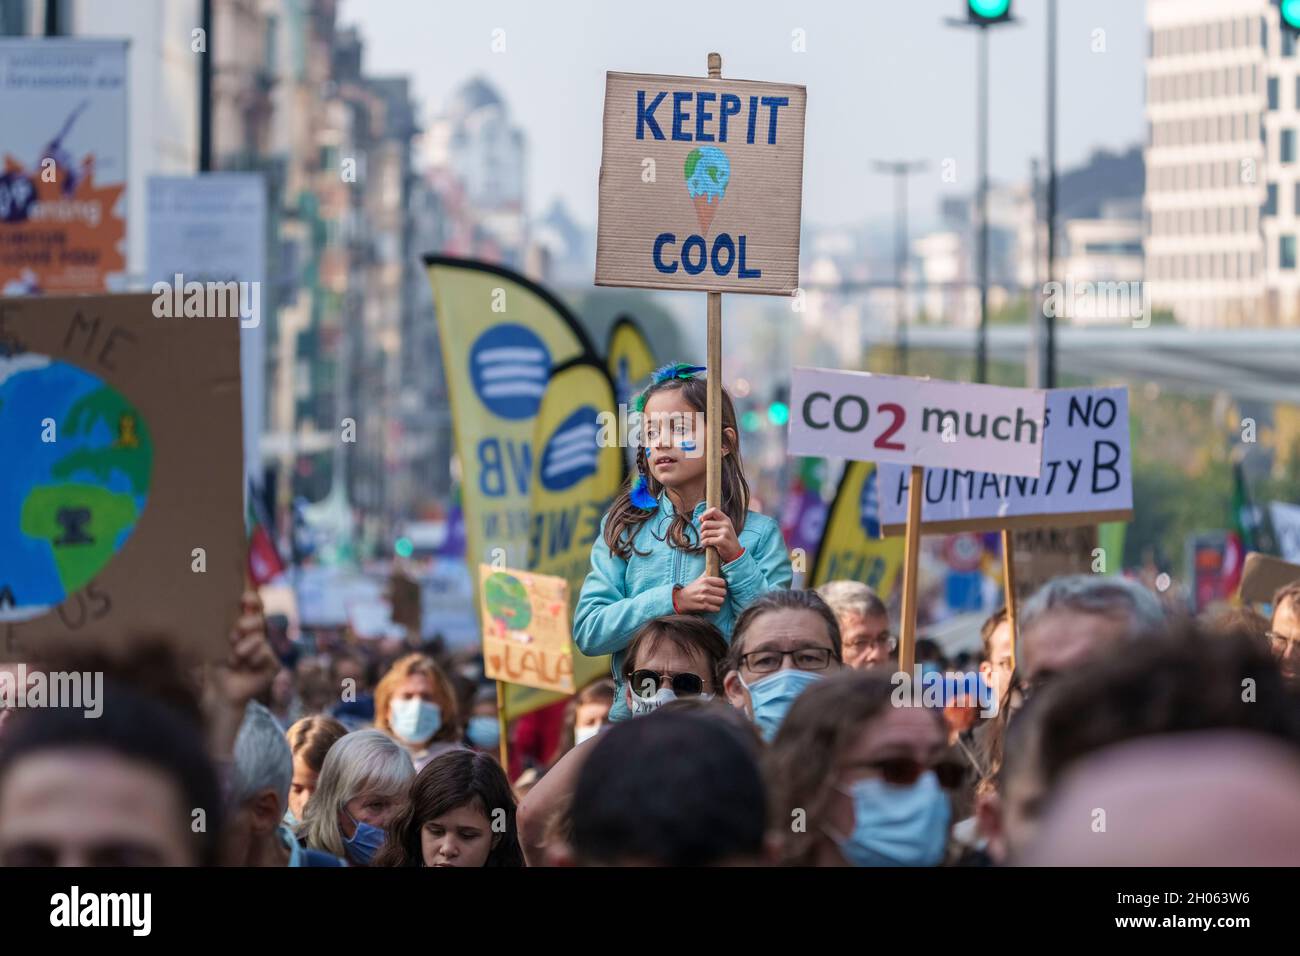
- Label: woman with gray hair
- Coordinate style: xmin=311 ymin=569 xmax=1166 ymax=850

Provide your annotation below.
xmin=298 ymin=729 xmax=414 ymax=866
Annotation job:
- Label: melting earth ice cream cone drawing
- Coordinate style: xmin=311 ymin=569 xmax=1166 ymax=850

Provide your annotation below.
xmin=685 ymin=146 xmax=730 ymax=233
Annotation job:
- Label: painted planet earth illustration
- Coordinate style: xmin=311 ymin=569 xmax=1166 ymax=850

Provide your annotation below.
xmin=0 ymin=352 xmax=152 ymax=622
xmin=483 ymin=571 xmax=532 ymax=632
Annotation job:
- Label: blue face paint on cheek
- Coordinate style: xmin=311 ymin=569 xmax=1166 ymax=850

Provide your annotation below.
xmin=680 ymin=439 xmax=697 ymax=453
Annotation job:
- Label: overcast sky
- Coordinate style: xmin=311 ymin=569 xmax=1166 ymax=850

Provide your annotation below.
xmin=339 ymin=0 xmax=1146 ymax=233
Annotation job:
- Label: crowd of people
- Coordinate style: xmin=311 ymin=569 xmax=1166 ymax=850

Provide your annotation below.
xmin=1 ymin=365 xmax=1299 ymax=867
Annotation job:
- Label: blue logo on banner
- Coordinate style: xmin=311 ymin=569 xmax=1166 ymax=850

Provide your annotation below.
xmin=859 ymin=469 xmax=881 ymax=538
xmin=469 ymin=324 xmax=551 ymax=419
xmin=540 ymin=406 xmax=601 ymax=491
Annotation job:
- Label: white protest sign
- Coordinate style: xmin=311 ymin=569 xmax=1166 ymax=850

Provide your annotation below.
xmin=595 ymin=71 xmax=806 ymax=295
xmin=787 ymin=367 xmax=1047 ymax=477
xmin=1270 ymin=502 xmax=1300 ymax=563
xmin=877 ymin=386 xmax=1133 ymax=535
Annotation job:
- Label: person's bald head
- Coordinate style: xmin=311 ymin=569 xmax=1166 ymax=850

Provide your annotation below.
xmin=1022 ymin=732 xmax=1300 ymax=866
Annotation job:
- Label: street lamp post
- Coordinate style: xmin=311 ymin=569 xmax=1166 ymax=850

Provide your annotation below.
xmin=873 ymin=159 xmax=926 ymax=375
xmin=946 ymin=1 xmax=1017 ymax=384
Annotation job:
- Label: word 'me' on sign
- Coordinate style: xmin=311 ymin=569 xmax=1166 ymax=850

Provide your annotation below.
xmin=877 ymin=387 xmax=1134 ymax=535
xmin=596 ymin=71 xmax=806 ymax=295
xmin=0 ymin=294 xmax=243 ymax=660
xmin=478 ymin=565 xmax=575 ymax=694
xmin=787 ymin=367 xmax=1047 ymax=478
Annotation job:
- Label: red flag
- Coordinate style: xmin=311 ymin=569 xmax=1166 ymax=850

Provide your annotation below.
xmin=247 ymin=522 xmax=284 ymax=586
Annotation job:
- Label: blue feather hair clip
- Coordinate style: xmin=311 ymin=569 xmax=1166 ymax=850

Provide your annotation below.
xmin=629 ymin=449 xmax=659 ymax=510
xmin=633 ymin=363 xmax=707 ymax=413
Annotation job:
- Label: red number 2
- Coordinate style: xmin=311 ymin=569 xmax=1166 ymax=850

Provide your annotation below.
xmin=874 ymin=403 xmax=906 ymax=450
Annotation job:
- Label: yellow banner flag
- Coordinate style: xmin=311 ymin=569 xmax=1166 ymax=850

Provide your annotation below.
xmin=809 ymin=460 xmax=905 ymax=600
xmin=606 ymin=315 xmax=658 ymax=409
xmin=426 ymin=256 xmax=594 ymax=573
xmin=501 ymin=359 xmax=624 ymax=720
xmin=428 ymin=257 xmax=599 ymax=720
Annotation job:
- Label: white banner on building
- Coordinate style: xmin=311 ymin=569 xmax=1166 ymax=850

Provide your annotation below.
xmin=147 ymin=174 xmax=267 ymax=488
xmin=0 ymin=38 xmax=128 ymax=294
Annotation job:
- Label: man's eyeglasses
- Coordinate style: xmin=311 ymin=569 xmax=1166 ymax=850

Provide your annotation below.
xmin=628 ymin=669 xmax=706 ymax=697
xmin=1268 ymin=631 xmax=1300 ymax=653
xmin=844 ymin=632 xmax=898 ymax=653
xmin=739 ymin=647 xmax=834 ymax=674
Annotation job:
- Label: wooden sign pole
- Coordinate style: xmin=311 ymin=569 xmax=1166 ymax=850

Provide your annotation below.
xmin=704 ymin=51 xmax=724 ymax=578
xmin=898 ymin=464 xmax=924 ymax=675
xmin=495 ymin=679 xmax=510 ymax=769
xmin=1000 ymin=528 xmax=1018 ymax=672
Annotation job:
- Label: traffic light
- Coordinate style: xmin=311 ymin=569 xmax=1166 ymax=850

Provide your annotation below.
xmin=967 ymin=0 xmax=1012 ymax=26
xmin=1281 ymin=0 xmax=1300 ymax=34
xmin=767 ymin=385 xmax=790 ymax=427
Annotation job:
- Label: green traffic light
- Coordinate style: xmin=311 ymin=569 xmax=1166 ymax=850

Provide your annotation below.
xmin=767 ymin=402 xmax=790 ymax=427
xmin=395 ymin=537 xmax=414 ymax=558
xmin=1284 ymin=0 xmax=1300 ymax=30
xmin=968 ymin=0 xmax=1011 ymax=21
xmin=742 ymin=411 xmax=761 ymax=431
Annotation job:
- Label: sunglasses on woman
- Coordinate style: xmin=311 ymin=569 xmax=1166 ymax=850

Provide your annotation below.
xmin=628 ymin=669 xmax=706 ymax=698
xmin=860 ymin=757 xmax=967 ymax=790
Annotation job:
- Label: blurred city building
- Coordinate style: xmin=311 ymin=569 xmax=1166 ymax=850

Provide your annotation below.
xmin=1145 ymin=1 xmax=1300 ymax=327
xmin=423 ymin=76 xmax=528 ymax=268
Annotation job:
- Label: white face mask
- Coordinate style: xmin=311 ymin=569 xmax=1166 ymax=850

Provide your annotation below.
xmin=627 ymin=687 xmax=715 ymax=716
xmin=574 ymin=724 xmax=603 ymax=745
xmin=629 ymin=686 xmax=677 ymax=716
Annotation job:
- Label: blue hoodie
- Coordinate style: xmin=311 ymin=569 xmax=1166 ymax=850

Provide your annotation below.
xmin=573 ymin=492 xmax=792 ymax=721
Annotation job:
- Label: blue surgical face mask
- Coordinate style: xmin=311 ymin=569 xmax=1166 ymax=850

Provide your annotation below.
xmin=833 ymin=771 xmax=951 ymax=867
xmin=342 ymin=811 xmax=387 ymax=866
xmin=466 ymin=714 xmax=500 ymax=749
xmin=740 ymin=668 xmax=823 ymax=742
xmin=390 ymin=697 xmax=441 ymax=744
xmin=282 ymin=806 xmax=299 ymax=829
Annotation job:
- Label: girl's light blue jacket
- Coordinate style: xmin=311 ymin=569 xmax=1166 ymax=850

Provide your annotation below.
xmin=573 ymin=492 xmax=792 ymax=722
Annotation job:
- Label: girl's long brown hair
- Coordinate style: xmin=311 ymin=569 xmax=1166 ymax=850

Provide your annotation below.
xmin=603 ymin=375 xmax=749 ymax=559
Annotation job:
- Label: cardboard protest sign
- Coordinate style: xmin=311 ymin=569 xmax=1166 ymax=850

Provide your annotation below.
xmin=787 ymin=367 xmax=1047 ymax=477
xmin=478 ymin=564 xmax=574 ymax=695
xmin=1238 ymin=552 xmax=1300 ymax=606
xmin=878 ymin=387 xmax=1133 ymax=535
xmin=1011 ymin=526 xmax=1099 ymax=604
xmin=595 ymin=71 xmax=806 ymax=295
xmin=0 ymin=293 xmax=244 ymax=659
